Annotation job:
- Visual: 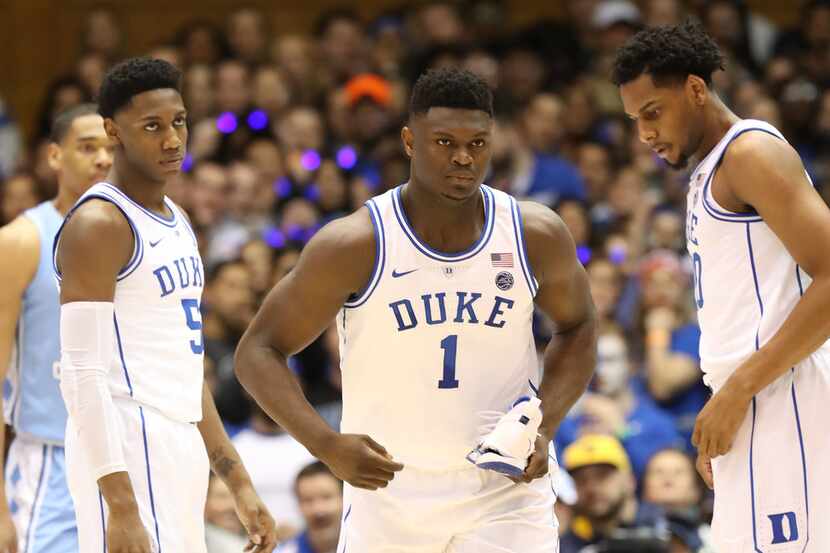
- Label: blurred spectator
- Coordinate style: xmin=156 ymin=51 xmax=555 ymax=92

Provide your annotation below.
xmin=315 ymin=8 xmax=370 ymax=85
xmin=184 ymin=64 xmax=216 ymax=124
xmin=642 ymin=448 xmax=713 ymax=553
xmin=275 ymin=462 xmax=343 ymax=553
xmin=0 ymin=98 xmax=22 ymax=179
xmin=75 ymin=52 xmax=108 ymax=99
xmin=81 ymin=7 xmax=123 ymax=61
xmin=636 ymin=250 xmax=707 ymax=452
xmin=227 ymin=7 xmax=268 ymax=64
xmin=1 ymin=173 xmax=40 ymax=224
xmin=35 ymin=76 xmax=92 ymax=142
xmin=555 ymin=321 xmax=682 ymax=480
xmin=232 ymin=398 xmax=316 ymax=533
xmin=205 ymin=476 xmax=248 ymax=553
xmin=176 ymin=19 xmax=229 ymax=66
xmin=559 ymin=434 xmax=671 ymax=553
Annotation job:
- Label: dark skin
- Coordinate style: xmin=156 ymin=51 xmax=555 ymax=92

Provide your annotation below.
xmin=621 ymin=73 xmax=830 ymax=488
xmin=235 ymin=106 xmax=597 ymax=489
xmin=57 ymin=88 xmax=276 ymax=553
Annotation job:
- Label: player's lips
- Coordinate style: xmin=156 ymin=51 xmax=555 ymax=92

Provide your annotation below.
xmin=652 ymin=144 xmax=670 ymax=157
xmin=446 ymin=172 xmax=475 ymax=180
xmin=161 ymin=156 xmax=183 ymax=168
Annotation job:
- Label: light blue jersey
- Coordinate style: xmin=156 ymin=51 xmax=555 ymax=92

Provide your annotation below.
xmin=4 ymin=201 xmax=77 ymax=553
xmin=5 ymin=201 xmax=66 ymax=444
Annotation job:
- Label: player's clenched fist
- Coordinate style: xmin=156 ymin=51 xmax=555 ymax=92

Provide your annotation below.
xmin=319 ymin=434 xmax=404 ymax=490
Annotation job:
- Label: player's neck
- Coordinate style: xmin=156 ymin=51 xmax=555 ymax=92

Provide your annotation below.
xmin=52 ymin=185 xmax=80 ymax=216
xmin=694 ymin=98 xmax=741 ymax=165
xmin=400 ymin=180 xmax=485 ymax=253
xmin=108 ymin=159 xmax=168 ymax=213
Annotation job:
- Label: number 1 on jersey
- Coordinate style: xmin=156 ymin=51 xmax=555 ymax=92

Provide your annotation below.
xmin=438 ymin=335 xmax=459 ymax=389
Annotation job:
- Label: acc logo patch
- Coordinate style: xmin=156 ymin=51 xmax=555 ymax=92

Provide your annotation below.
xmin=495 ymin=271 xmax=514 ymax=291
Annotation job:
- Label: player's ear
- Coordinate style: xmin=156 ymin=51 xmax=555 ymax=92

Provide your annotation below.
xmin=46 ymin=142 xmax=63 ymax=172
xmin=401 ymin=126 xmax=414 ymax=158
xmin=685 ymin=75 xmax=707 ymax=107
xmin=103 ymin=117 xmax=122 ymax=146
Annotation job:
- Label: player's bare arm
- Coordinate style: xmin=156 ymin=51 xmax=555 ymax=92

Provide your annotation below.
xmin=197 ymin=381 xmax=277 ymax=551
xmin=520 ymin=201 xmax=598 ymax=481
xmin=693 ymin=131 xmax=830 ymax=458
xmin=56 ymin=199 xmax=152 ymax=552
xmin=0 ymin=217 xmax=40 ymax=551
xmin=235 ymin=208 xmax=404 ymax=490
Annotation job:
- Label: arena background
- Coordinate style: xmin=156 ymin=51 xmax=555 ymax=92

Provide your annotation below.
xmin=0 ymin=1 xmax=824 ymax=552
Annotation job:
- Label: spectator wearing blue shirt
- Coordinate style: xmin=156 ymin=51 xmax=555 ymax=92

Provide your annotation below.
xmin=276 ymin=462 xmax=342 ymax=553
xmin=638 ymin=250 xmax=709 ymax=452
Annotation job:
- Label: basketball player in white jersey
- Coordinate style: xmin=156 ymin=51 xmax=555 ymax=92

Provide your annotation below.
xmin=235 ymin=68 xmax=598 ymax=552
xmin=53 ymin=58 xmax=276 ymax=553
xmin=0 ymin=104 xmax=111 ymax=553
xmin=615 ymin=22 xmax=830 ymax=552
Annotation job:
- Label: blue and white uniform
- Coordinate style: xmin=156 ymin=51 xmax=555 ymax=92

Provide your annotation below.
xmin=686 ymin=119 xmax=830 ymax=552
xmin=334 ymin=185 xmax=558 ymax=552
xmin=54 ymin=182 xmax=208 ymax=552
xmin=4 ymin=201 xmax=77 ymax=553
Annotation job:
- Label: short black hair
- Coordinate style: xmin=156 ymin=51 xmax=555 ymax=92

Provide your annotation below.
xmin=612 ymin=20 xmax=725 ymax=87
xmin=294 ymin=461 xmax=341 ymax=493
xmin=50 ymin=103 xmax=100 ymax=143
xmin=409 ymin=68 xmax=493 ymax=117
xmin=98 ymin=57 xmax=182 ymax=118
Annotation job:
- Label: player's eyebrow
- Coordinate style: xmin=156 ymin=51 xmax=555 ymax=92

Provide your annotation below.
xmin=626 ymin=100 xmax=659 ymax=121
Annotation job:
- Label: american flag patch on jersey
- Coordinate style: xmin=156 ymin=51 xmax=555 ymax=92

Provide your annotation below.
xmin=491 ymin=252 xmax=514 ymax=267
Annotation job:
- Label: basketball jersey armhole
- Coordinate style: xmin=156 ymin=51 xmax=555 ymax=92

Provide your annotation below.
xmin=700 ymin=127 xmax=783 ymax=224
xmin=344 ymin=200 xmax=386 ymax=308
xmin=53 ymin=194 xmax=144 ymax=282
xmin=509 ymin=197 xmax=539 ymax=297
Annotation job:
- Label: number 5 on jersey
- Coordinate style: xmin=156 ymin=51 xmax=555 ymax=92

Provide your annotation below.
xmin=181 ymin=298 xmax=204 ymax=354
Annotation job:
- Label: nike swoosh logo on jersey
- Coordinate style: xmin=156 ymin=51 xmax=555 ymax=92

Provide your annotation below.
xmin=149 ymin=237 xmax=164 ymax=247
xmin=391 ymin=268 xmax=418 ymax=278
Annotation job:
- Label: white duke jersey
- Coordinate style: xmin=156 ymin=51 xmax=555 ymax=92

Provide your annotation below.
xmin=335 ymin=184 xmax=540 ymax=470
xmin=54 ymin=182 xmax=204 ymax=423
xmin=686 ymin=119 xmax=830 ymax=383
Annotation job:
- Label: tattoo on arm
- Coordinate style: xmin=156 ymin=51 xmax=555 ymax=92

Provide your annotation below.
xmin=209 ymin=448 xmax=238 ymax=477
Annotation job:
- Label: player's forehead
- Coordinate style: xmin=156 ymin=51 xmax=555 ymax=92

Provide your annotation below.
xmin=619 ymin=74 xmax=666 ymax=117
xmin=416 ymin=107 xmax=493 ymax=136
xmin=120 ymin=88 xmax=186 ymax=121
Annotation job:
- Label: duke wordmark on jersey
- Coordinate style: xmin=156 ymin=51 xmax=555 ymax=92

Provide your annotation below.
xmin=388 ymin=292 xmax=514 ymax=331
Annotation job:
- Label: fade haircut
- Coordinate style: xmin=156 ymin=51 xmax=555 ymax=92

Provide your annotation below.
xmin=98 ymin=57 xmax=182 ymax=118
xmin=50 ymin=103 xmax=100 ymax=143
xmin=409 ymin=68 xmax=493 ymax=118
xmin=612 ymin=20 xmax=725 ymax=87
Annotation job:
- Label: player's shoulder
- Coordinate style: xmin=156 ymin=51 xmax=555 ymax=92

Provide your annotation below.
xmin=722 ymin=126 xmax=801 ymax=174
xmin=58 ymin=198 xmax=134 ymax=262
xmin=517 ymin=200 xmax=570 ymax=245
xmin=0 ymin=215 xmax=40 ymax=284
xmin=308 ymin=205 xmax=375 ymax=255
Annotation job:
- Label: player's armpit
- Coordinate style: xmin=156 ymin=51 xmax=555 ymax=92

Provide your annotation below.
xmin=56 ymin=199 xmax=134 ymax=304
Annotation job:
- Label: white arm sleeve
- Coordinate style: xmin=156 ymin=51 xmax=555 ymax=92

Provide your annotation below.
xmin=60 ymin=301 xmax=128 ymax=480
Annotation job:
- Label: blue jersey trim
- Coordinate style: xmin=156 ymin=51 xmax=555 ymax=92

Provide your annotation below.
xmin=510 ymin=197 xmax=538 ymax=297
xmin=749 ymin=398 xmax=762 ymax=553
xmin=52 ymin=193 xmax=144 ymax=282
xmin=98 ymin=491 xmax=107 ymax=553
xmin=791 ymin=370 xmax=810 ymax=552
xmin=9 ymin=324 xmax=21 ymax=426
xmin=699 ymin=127 xmax=784 ymax=224
xmin=23 ymin=444 xmax=48 ymax=553
xmin=746 ymin=223 xmax=765 ymax=351
xmin=113 ymin=313 xmax=134 ymax=396
xmin=344 ymin=200 xmax=385 ymax=308
xmin=139 ymin=407 xmax=162 ymax=552
xmin=100 ymin=183 xmax=177 ymax=227
xmin=391 ymin=185 xmax=495 ymax=262
xmin=796 ymin=265 xmax=804 ymax=297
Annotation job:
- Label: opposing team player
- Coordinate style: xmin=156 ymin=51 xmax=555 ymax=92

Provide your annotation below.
xmin=53 ymin=58 xmax=276 ymax=553
xmin=235 ymin=68 xmax=598 ymax=552
xmin=615 ymin=21 xmax=830 ymax=551
xmin=0 ymin=104 xmax=111 ymax=553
